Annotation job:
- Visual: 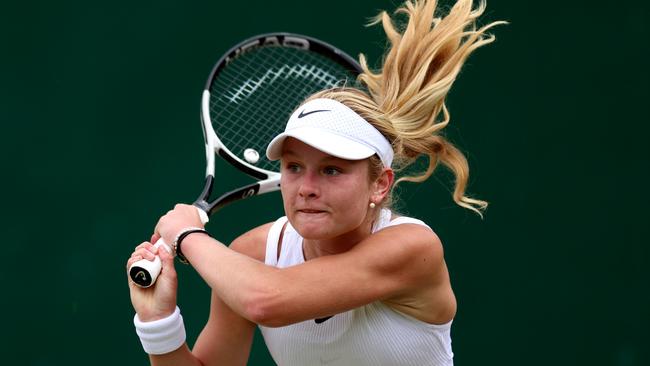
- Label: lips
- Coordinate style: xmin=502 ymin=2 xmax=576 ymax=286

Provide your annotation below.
xmin=297 ymin=208 xmax=327 ymax=214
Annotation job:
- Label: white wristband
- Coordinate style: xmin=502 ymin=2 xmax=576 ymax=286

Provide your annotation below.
xmin=133 ymin=306 xmax=186 ymax=355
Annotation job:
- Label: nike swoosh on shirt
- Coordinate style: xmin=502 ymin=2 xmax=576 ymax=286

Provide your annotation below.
xmin=298 ymin=109 xmax=330 ymax=118
xmin=314 ymin=316 xmax=333 ymax=324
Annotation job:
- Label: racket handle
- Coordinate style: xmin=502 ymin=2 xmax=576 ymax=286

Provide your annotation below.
xmin=129 ymin=207 xmax=209 ymax=288
xmin=129 ymin=239 xmax=171 ymax=288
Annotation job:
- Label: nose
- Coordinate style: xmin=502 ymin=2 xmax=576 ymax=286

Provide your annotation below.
xmin=298 ymin=170 xmax=320 ymax=199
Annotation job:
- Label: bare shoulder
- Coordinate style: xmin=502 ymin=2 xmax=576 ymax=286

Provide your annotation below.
xmin=372 ymin=223 xmax=443 ymax=261
xmin=356 ymin=223 xmax=445 ymax=285
xmin=228 ymin=222 xmax=274 ymax=262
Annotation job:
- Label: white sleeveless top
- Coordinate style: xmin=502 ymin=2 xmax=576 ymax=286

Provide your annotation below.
xmin=258 ymin=209 xmax=454 ymax=366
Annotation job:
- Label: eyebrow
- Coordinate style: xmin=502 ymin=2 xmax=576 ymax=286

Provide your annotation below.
xmin=281 ymin=149 xmax=300 ymax=158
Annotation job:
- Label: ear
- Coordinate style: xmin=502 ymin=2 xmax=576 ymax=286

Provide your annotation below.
xmin=371 ymin=168 xmax=394 ymax=204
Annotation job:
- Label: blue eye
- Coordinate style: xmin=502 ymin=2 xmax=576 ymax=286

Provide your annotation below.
xmin=285 ymin=163 xmax=301 ymax=173
xmin=323 ymin=166 xmax=341 ymax=176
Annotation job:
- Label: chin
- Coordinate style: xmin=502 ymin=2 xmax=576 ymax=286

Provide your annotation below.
xmin=292 ymin=223 xmax=329 ymax=239
xmin=290 ymin=219 xmax=336 ymax=240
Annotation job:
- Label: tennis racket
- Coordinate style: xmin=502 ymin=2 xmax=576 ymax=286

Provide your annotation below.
xmin=129 ymin=32 xmax=362 ymax=287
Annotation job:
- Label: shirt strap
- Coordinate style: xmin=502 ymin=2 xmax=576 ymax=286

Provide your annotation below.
xmin=265 ymin=216 xmax=289 ymax=266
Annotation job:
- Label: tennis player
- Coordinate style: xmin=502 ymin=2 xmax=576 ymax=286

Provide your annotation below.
xmin=127 ymin=1 xmax=503 ymax=364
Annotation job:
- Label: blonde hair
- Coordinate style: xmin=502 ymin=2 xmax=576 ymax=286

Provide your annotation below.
xmin=307 ymin=0 xmax=504 ymax=217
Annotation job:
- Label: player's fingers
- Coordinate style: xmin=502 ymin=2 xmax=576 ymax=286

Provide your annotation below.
xmin=133 ymin=241 xmax=155 ymax=253
xmin=126 ymin=255 xmax=144 ymax=270
xmin=135 ymin=247 xmax=157 ymax=261
xmin=128 ymin=245 xmax=157 ymax=264
xmin=127 ymin=246 xmax=157 ymax=264
xmin=129 ymin=250 xmax=154 ymax=262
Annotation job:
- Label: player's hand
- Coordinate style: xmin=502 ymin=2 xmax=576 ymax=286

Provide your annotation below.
xmin=126 ymin=240 xmax=178 ymax=321
xmin=153 ymin=204 xmax=204 ymax=245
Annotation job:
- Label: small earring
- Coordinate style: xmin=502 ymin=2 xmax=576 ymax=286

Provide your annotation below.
xmin=369 ymin=202 xmax=376 ymax=209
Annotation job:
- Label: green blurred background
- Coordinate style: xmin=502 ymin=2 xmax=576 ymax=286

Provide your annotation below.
xmin=1 ymin=0 xmax=648 ymax=365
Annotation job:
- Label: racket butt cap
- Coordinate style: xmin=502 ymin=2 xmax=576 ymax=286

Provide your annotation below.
xmin=129 ymin=257 xmax=162 ymax=288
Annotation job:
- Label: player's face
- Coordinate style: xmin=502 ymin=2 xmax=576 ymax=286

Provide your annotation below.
xmin=280 ymin=138 xmax=374 ymax=241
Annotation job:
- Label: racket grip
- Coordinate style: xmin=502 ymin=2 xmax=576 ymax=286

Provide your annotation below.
xmin=128 ymin=207 xmax=210 ymax=288
xmin=129 ymin=239 xmax=171 ymax=288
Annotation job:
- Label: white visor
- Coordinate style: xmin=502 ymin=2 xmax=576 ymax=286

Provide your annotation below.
xmin=266 ymin=98 xmax=394 ymax=168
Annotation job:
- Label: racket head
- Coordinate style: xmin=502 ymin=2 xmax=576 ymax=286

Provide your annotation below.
xmin=202 ymin=33 xmax=363 ymax=179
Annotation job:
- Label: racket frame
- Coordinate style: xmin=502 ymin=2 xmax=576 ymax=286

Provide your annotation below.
xmin=194 ymin=32 xmax=363 ymax=216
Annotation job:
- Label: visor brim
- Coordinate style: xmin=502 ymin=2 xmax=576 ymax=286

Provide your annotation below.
xmin=266 ymin=127 xmax=376 ymax=162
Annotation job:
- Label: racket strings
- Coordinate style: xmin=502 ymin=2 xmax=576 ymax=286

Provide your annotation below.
xmin=209 ymin=45 xmax=357 ymax=173
xmin=213 ymin=48 xmax=336 ymax=130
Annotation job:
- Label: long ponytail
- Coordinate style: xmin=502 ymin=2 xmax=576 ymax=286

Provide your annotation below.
xmin=308 ymin=0 xmax=505 ymax=216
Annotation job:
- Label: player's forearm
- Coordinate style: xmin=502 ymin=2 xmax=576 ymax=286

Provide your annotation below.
xmin=180 ymin=234 xmax=283 ymax=324
xmin=149 ymin=344 xmax=204 ymax=366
